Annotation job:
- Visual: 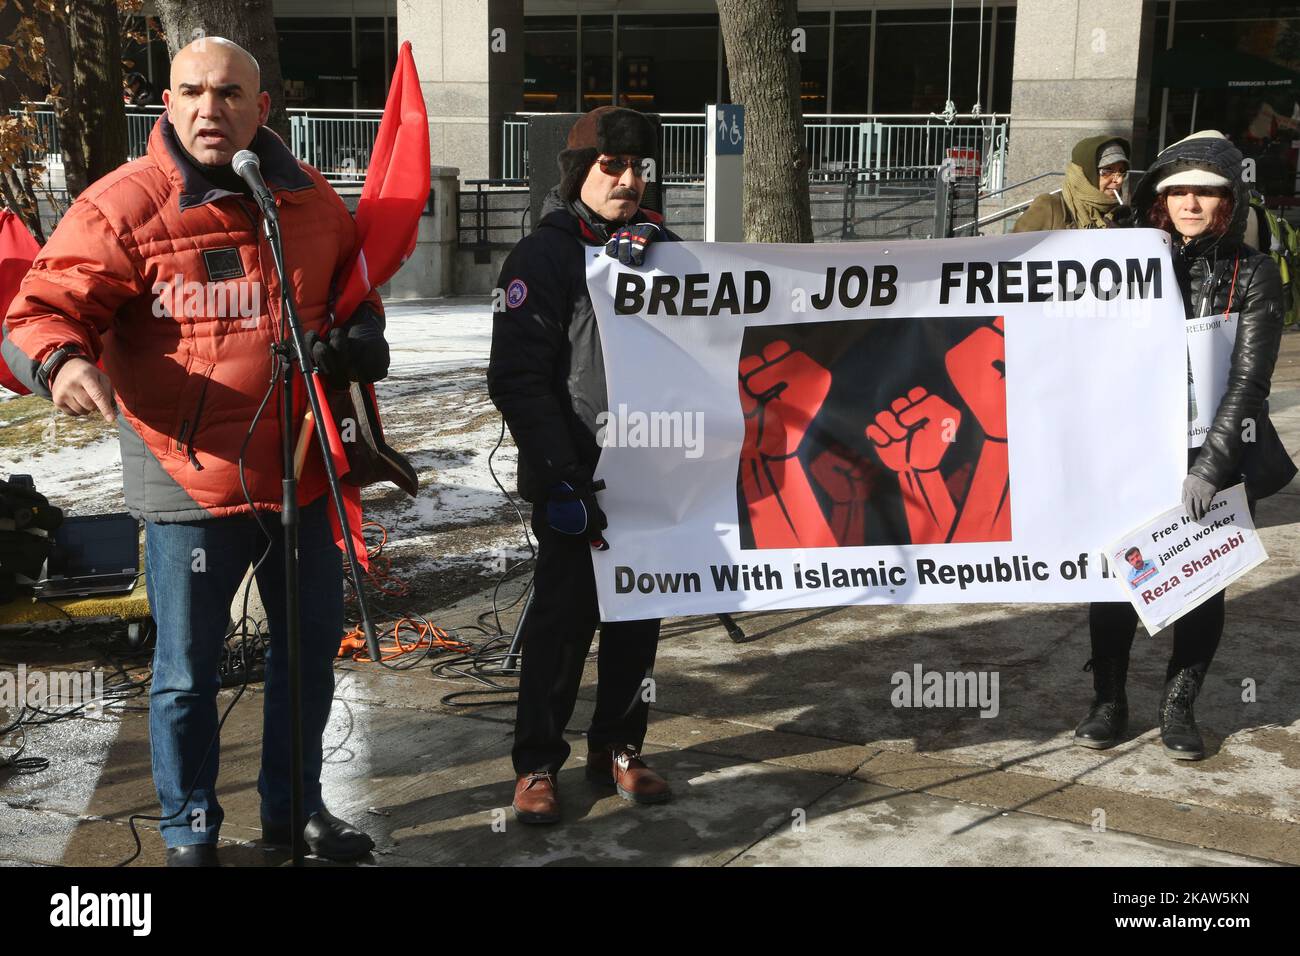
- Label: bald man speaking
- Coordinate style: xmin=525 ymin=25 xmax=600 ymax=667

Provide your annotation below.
xmin=3 ymin=38 xmax=387 ymax=865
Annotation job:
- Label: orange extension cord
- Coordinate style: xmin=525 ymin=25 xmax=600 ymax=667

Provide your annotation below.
xmin=338 ymin=521 xmax=473 ymax=663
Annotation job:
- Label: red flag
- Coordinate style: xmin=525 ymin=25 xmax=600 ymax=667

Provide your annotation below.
xmin=0 ymin=211 xmax=41 ymax=396
xmin=308 ymin=373 xmax=371 ymax=572
xmin=333 ymin=41 xmax=430 ymax=321
xmin=308 ymin=40 xmax=429 ymax=566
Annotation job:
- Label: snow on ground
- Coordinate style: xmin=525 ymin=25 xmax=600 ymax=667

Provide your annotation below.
xmin=0 ymin=297 xmax=533 ymax=611
xmin=361 ymin=299 xmax=535 ymax=599
xmin=0 ymin=435 xmax=124 ymax=516
xmin=383 ymin=299 xmax=500 ymax=369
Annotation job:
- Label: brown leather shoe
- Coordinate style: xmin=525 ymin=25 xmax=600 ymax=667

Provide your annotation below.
xmin=586 ymin=746 xmax=672 ymax=804
xmin=512 ymin=770 xmax=561 ymax=824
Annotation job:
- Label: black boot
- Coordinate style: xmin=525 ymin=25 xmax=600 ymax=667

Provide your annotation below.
xmin=261 ymin=810 xmax=376 ymax=861
xmin=1159 ymin=667 xmax=1206 ymax=760
xmin=1073 ymin=657 xmax=1128 ymax=749
xmin=166 ymin=844 xmax=219 ymax=867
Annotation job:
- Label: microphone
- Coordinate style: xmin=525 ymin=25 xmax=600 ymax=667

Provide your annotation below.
xmin=232 ymin=149 xmax=278 ymax=225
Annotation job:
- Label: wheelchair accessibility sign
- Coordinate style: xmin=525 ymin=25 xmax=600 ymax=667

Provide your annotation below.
xmin=715 ymin=105 xmax=744 ymax=156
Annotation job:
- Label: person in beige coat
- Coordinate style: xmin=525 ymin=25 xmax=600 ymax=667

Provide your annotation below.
xmin=1012 ymin=135 xmax=1130 ymax=232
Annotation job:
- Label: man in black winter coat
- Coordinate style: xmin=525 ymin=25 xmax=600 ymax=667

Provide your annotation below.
xmin=488 ymin=106 xmax=679 ymax=824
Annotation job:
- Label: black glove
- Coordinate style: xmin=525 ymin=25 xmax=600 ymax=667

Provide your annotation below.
xmin=1109 ymin=204 xmax=1141 ymax=229
xmin=305 ymin=304 xmax=389 ymax=388
xmin=545 ymin=478 xmax=609 ymax=551
xmin=605 ymin=222 xmax=662 ymax=267
xmin=1182 ymin=474 xmax=1217 ymax=521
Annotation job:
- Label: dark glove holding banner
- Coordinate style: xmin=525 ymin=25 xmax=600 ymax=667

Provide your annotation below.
xmin=604 ymin=222 xmax=661 ymax=267
xmin=1182 ymin=474 xmax=1218 ymax=521
xmin=1109 ymin=204 xmax=1140 ymax=229
xmin=305 ymin=303 xmax=390 ymax=388
xmin=546 ymin=479 xmax=610 ymax=550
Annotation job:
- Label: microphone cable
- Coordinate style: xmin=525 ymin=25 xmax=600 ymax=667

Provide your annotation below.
xmin=484 ymin=412 xmax=536 ymax=635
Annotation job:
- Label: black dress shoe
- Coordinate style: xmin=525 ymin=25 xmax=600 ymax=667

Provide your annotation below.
xmin=166 ymin=844 xmax=219 ymax=867
xmin=1073 ymin=656 xmax=1129 ymax=749
xmin=261 ymin=809 xmax=375 ymax=861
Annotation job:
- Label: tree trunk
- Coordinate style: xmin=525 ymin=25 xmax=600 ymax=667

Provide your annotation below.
xmin=34 ymin=3 xmax=81 ymax=202
xmin=154 ymin=0 xmax=290 ymax=144
xmin=62 ymin=0 xmax=128 ymax=197
xmin=0 ymin=3 xmax=50 ymax=240
xmin=717 ymin=0 xmax=812 ymax=243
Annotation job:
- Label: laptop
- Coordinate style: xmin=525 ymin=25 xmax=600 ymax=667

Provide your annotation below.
xmin=32 ymin=513 xmax=141 ymax=599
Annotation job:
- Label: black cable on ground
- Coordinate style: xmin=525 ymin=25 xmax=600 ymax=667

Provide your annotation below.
xmin=0 ymin=646 xmax=154 ymax=778
xmin=329 ymin=413 xmax=552 ymax=705
xmin=0 ymin=712 xmax=48 ymax=774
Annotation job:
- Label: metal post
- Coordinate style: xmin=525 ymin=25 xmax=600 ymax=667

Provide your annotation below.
xmin=611 ymin=11 xmax=619 ymax=106
xmin=706 ymin=104 xmax=744 ymax=241
xmin=575 ymin=13 xmax=583 ymax=111
xmin=826 ymin=9 xmax=836 ymax=115
xmin=1158 ymin=0 xmax=1178 ymax=151
xmin=841 ymin=169 xmax=858 ymax=240
xmin=477 ymin=182 xmax=488 ymax=245
xmin=933 ymin=169 xmax=952 ymax=239
xmin=874 ymin=121 xmax=884 ymax=192
xmin=500 ymin=582 xmax=534 ymax=675
xmin=986 ymin=6 xmax=998 ymax=113
xmin=866 ymin=8 xmax=877 ymax=114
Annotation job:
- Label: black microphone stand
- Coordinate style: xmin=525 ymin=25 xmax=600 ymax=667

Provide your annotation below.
xmin=256 ymin=198 xmax=382 ymax=867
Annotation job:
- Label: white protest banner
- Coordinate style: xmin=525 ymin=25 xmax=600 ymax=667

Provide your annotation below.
xmin=1103 ymin=483 xmax=1267 ymax=635
xmin=1186 ymin=311 xmax=1237 ymax=448
xmin=586 ymin=229 xmax=1188 ymax=621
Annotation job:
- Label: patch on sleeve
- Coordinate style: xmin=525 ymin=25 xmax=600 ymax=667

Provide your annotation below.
xmin=506 ymin=278 xmax=528 ymax=309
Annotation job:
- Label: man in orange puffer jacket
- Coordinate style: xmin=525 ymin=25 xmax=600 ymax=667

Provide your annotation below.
xmin=2 ymin=37 xmax=384 ymax=866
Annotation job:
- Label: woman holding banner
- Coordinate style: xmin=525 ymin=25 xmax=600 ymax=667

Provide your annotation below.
xmin=1073 ymin=131 xmax=1296 ymax=760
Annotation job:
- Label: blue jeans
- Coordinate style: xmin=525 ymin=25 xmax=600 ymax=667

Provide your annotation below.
xmin=145 ymin=497 xmax=343 ymax=848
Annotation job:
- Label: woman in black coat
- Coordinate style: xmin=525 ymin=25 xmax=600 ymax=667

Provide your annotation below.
xmin=1074 ymin=131 xmax=1296 ymax=760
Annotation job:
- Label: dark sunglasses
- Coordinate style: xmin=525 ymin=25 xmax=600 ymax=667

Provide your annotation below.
xmin=596 ymin=156 xmax=647 ymax=178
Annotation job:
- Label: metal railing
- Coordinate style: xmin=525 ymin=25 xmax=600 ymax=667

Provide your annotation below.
xmin=493 ymin=165 xmax=977 ymax=245
xmin=126 ymin=107 xmax=162 ymax=159
xmin=661 ymin=122 xmax=707 ymax=184
xmin=10 ymin=106 xmax=64 ymax=167
xmin=289 ymin=112 xmax=381 ymax=183
xmin=502 ymin=120 xmax=529 ymax=182
xmin=864 ymin=120 xmax=1007 ymax=192
xmin=503 ymin=113 xmax=1010 ymax=192
xmin=458 ymin=178 xmax=531 ymax=246
xmin=13 ymin=103 xmax=385 ymax=183
xmin=951 ymin=171 xmax=1065 ymax=235
xmin=805 ymin=122 xmax=861 ymax=173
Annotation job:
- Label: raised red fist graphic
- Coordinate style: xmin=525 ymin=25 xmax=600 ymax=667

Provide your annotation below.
xmin=739 ymin=341 xmax=832 ymax=460
xmin=946 ymin=317 xmax=1011 ymax=542
xmin=810 ymin=446 xmax=871 ymax=546
xmin=865 ymin=387 xmax=962 ymax=473
xmin=945 ymin=316 xmax=1007 ymax=440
